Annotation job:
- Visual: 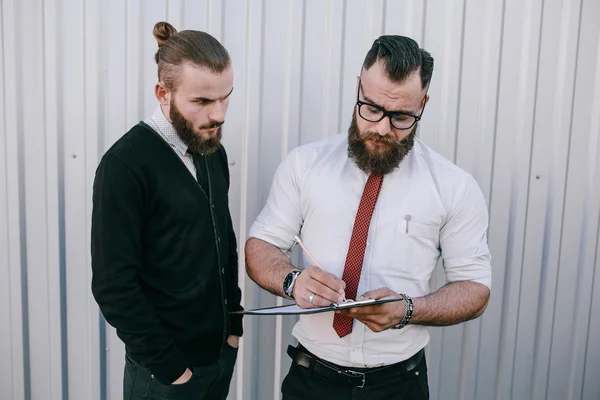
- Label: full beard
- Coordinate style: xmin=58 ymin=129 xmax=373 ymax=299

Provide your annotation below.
xmin=347 ymin=113 xmax=416 ymax=175
xmin=170 ymin=99 xmax=223 ymax=154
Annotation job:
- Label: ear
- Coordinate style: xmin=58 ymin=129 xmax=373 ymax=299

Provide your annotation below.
xmin=155 ymin=82 xmax=171 ymax=106
xmin=419 ymin=93 xmax=430 ymax=112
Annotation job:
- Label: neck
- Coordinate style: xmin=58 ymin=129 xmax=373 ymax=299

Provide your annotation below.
xmin=160 ymin=104 xmax=173 ymax=123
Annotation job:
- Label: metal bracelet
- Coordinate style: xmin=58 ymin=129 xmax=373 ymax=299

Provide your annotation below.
xmin=392 ymin=294 xmax=414 ymax=330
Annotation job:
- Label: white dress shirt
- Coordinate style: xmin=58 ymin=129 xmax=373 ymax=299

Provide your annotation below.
xmin=248 ymin=133 xmax=491 ymax=368
xmin=144 ymin=106 xmax=197 ymax=180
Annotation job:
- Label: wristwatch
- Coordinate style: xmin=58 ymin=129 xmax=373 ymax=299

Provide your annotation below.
xmin=283 ymin=270 xmax=302 ymax=299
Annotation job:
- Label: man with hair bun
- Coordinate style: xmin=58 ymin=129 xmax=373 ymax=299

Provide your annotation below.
xmin=91 ymin=21 xmax=243 ymax=399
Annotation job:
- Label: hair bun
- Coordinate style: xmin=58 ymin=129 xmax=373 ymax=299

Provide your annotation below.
xmin=153 ymin=22 xmax=177 ymax=47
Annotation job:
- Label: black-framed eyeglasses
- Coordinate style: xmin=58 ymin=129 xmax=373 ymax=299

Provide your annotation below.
xmin=356 ymin=78 xmax=427 ymax=130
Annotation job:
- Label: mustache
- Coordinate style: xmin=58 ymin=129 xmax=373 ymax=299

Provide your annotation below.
xmin=361 ymin=132 xmax=398 ymax=146
xmin=199 ymin=120 xmax=224 ymax=130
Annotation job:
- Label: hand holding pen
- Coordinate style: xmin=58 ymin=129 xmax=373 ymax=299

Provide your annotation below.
xmin=290 ymin=235 xmax=347 ymax=308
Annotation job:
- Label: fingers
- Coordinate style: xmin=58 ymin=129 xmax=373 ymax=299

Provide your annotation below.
xmin=305 ymin=279 xmax=346 ymax=304
xmin=303 ymin=292 xmax=330 ymax=307
xmin=294 ymin=285 xmax=343 ymax=308
xmin=337 ymin=311 xmax=391 ymax=332
xmin=294 ymin=291 xmax=333 ymax=309
xmin=307 ymin=267 xmax=346 ymax=295
xmin=333 ymin=289 xmax=406 ymax=331
xmin=295 ymin=267 xmax=346 ymax=305
xmin=360 ymin=287 xmax=396 ymax=300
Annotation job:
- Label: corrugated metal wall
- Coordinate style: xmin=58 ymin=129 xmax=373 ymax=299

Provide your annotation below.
xmin=1 ymin=0 xmax=599 ymax=399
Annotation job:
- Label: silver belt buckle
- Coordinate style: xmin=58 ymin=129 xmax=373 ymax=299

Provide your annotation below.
xmin=344 ymin=369 xmax=366 ymax=389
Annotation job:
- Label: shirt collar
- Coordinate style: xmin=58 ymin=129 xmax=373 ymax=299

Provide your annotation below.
xmin=148 ymin=105 xmax=189 ymax=156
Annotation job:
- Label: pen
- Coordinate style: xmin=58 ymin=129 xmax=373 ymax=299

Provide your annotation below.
xmin=292 ymin=235 xmax=346 ymax=301
xmin=293 ymin=235 xmax=323 ymax=269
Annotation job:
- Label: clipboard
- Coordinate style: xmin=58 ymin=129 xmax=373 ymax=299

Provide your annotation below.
xmin=230 ymin=297 xmax=403 ymax=316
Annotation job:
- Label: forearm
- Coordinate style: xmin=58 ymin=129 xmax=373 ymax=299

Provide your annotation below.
xmin=245 ymin=237 xmax=296 ymax=297
xmin=410 ymin=281 xmax=490 ymax=326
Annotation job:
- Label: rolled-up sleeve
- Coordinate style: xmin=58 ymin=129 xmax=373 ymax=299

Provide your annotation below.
xmin=440 ymin=174 xmax=492 ymax=289
xmin=248 ymin=149 xmax=303 ymax=251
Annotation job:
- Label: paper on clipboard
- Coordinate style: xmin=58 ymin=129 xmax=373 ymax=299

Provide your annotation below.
xmin=230 ymin=297 xmax=403 ymax=316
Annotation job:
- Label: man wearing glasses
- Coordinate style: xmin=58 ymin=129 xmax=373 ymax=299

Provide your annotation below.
xmin=245 ymin=35 xmax=491 ymax=399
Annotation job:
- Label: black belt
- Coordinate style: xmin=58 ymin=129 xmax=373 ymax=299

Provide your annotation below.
xmin=287 ymin=344 xmax=424 ymax=389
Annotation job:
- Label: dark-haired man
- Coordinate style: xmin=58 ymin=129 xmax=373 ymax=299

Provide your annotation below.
xmin=91 ymin=22 xmax=242 ymax=399
xmin=245 ymin=35 xmax=491 ymax=399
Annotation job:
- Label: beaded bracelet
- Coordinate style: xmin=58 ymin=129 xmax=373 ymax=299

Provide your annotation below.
xmin=392 ymin=294 xmax=414 ymax=330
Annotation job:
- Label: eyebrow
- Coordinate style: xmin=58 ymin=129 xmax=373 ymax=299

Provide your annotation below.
xmin=193 ymin=86 xmax=234 ymax=102
xmin=361 ymin=92 xmax=417 ymax=115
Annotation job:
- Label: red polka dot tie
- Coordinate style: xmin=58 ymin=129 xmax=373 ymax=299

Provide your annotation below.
xmin=333 ymin=174 xmax=384 ymax=338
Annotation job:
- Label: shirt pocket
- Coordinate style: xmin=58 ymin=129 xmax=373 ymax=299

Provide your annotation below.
xmin=391 ymin=215 xmax=441 ymax=281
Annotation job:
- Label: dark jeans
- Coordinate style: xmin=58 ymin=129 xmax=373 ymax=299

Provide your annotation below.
xmin=282 ymin=352 xmax=429 ymax=400
xmin=123 ymin=344 xmax=238 ymax=400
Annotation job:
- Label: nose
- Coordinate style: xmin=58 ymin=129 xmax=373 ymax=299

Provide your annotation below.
xmin=372 ymin=116 xmax=392 ymax=137
xmin=208 ymin=101 xmax=227 ymax=122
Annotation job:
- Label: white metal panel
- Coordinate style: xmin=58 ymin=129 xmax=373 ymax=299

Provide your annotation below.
xmin=548 ymin=1 xmax=600 ymax=399
xmin=2 ymin=1 xmax=600 ymax=399
xmin=42 ymin=0 xmax=66 ymax=397
xmin=511 ymin=0 xmax=581 ymax=399
xmin=0 ymin=0 xmax=13 ymax=394
xmin=60 ymin=0 xmax=97 ymax=398
xmin=1 ymin=0 xmax=26 ymax=399
xmin=581 ymin=7 xmax=600 ymax=398
xmin=488 ymin=1 xmax=544 ymax=399
xmin=84 ymin=0 xmax=105 ymax=398
xmin=420 ymin=0 xmax=463 ymax=160
xmin=20 ymin=0 xmax=63 ymax=399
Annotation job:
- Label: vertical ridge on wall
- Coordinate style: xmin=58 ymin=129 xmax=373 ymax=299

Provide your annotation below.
xmin=492 ymin=1 xmax=543 ymax=398
xmin=0 ymin=2 xmax=13 ymax=398
xmin=21 ymin=0 xmax=44 ymax=396
xmin=10 ymin=0 xmax=31 ymax=398
xmin=335 ymin=0 xmax=347 ymax=134
xmin=583 ymin=217 xmax=600 ymax=399
xmin=42 ymin=0 xmax=66 ymax=397
xmin=0 ymin=0 xmax=26 ymax=398
xmin=475 ymin=1 xmax=506 ymax=399
xmin=84 ymin=0 xmax=105 ymax=398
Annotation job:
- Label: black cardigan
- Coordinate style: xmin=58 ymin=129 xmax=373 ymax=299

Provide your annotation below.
xmin=91 ymin=122 xmax=243 ymax=384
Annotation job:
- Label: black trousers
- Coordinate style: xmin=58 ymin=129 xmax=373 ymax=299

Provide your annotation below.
xmin=282 ymin=351 xmax=429 ymax=400
xmin=123 ymin=344 xmax=238 ymax=400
